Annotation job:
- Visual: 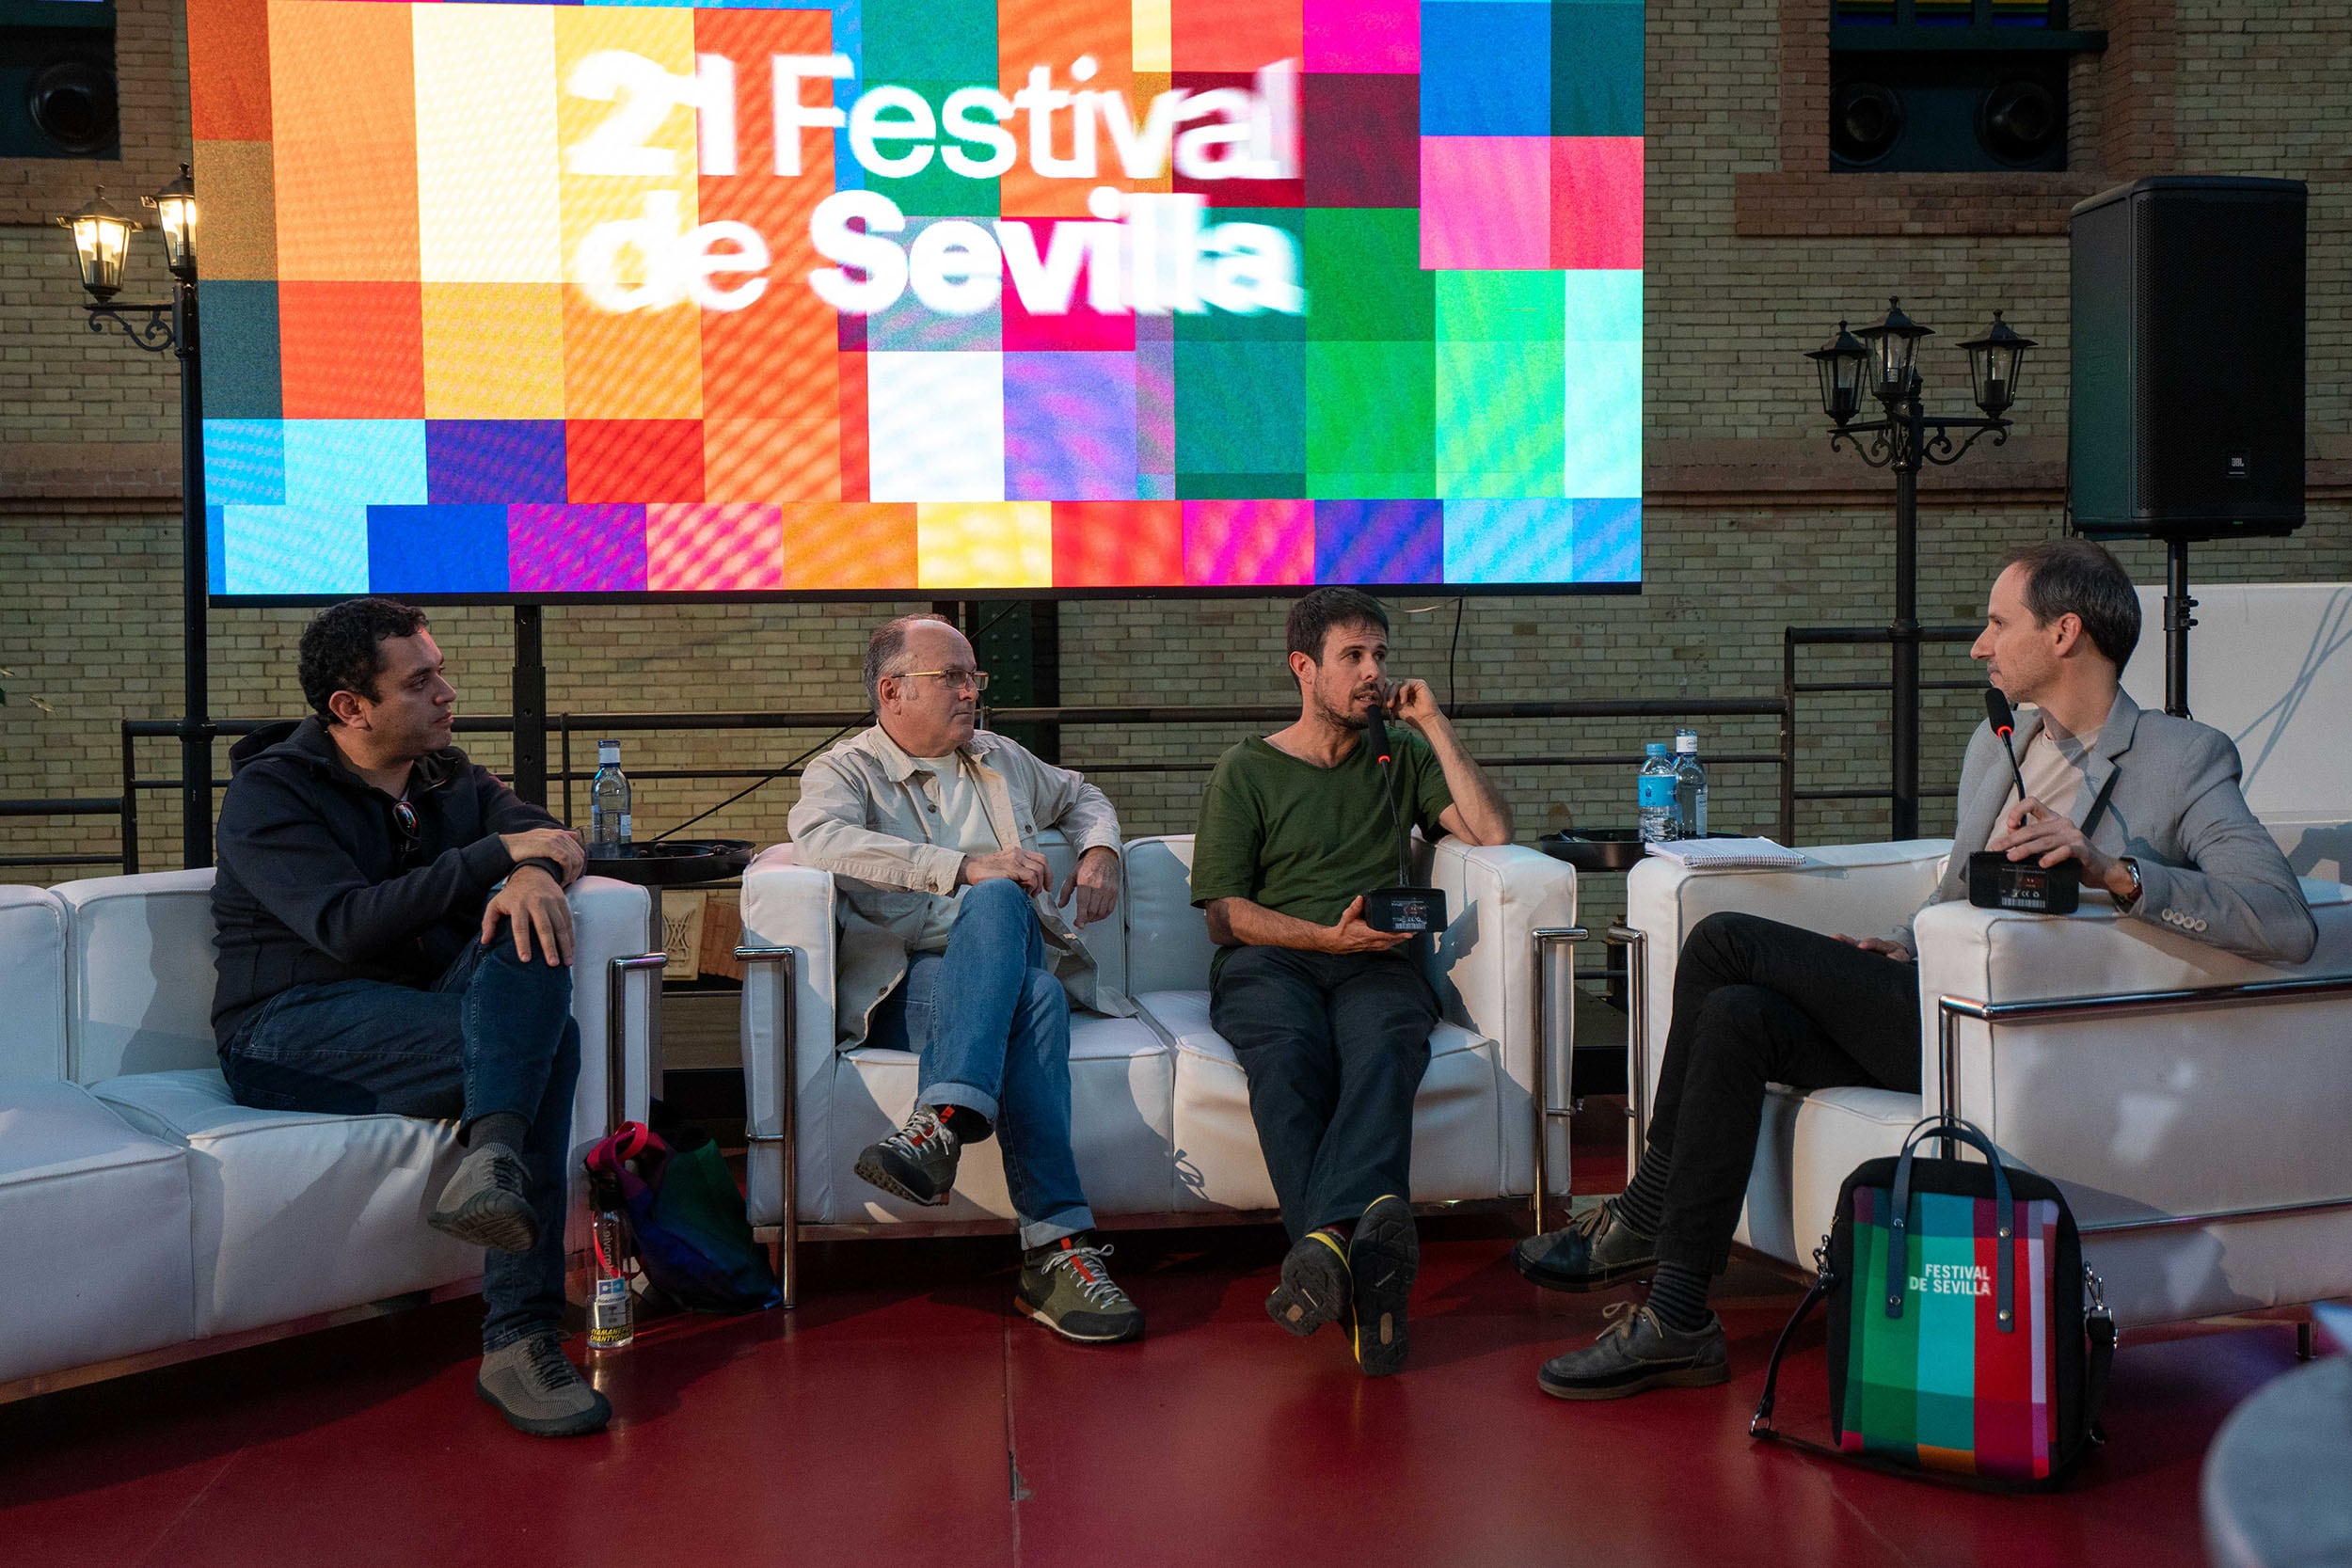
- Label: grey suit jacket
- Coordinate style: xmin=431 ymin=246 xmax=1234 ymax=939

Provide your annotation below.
xmin=1898 ymin=689 xmax=2315 ymax=964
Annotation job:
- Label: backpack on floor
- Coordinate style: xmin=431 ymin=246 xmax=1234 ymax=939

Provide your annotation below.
xmin=1750 ymin=1117 xmax=2115 ymax=1488
xmin=584 ymin=1112 xmax=780 ymax=1315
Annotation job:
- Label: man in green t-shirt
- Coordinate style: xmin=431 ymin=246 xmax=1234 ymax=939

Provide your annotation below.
xmin=1190 ymin=588 xmax=1515 ymax=1376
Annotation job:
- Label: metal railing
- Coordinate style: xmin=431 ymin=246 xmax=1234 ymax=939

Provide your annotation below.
xmin=1785 ymin=624 xmax=1982 ymax=835
xmin=0 ymin=798 xmax=131 ymax=872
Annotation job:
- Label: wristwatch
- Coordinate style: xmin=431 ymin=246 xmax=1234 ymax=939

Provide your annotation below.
xmin=2114 ymin=856 xmax=2143 ymax=909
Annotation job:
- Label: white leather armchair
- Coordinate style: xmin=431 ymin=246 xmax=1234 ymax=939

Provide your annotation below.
xmin=738 ymin=832 xmax=1580 ymax=1304
xmin=1623 ymin=848 xmax=2352 ymax=1331
xmin=0 ymin=869 xmax=659 ymax=1401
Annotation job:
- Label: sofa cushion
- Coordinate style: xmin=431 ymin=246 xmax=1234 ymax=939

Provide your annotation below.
xmin=0 ymin=886 xmax=68 ymax=1085
xmin=89 ymin=1069 xmax=480 ymax=1338
xmin=0 ymin=1081 xmax=197 ymax=1385
xmin=821 ymin=1013 xmax=1175 ymax=1223
xmin=1142 ymin=990 xmax=1504 ymax=1212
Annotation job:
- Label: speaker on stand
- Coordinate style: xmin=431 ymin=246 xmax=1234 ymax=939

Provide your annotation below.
xmin=2069 ymin=177 xmax=2307 ymax=717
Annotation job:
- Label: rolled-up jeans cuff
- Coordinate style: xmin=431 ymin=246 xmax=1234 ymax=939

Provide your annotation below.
xmin=920 ymin=1082 xmax=1001 ymax=1125
xmin=1020 ymin=1206 xmax=1095 ymax=1251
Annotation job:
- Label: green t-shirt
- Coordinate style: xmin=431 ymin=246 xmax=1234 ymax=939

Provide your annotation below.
xmin=1190 ymin=732 xmax=1454 ymax=976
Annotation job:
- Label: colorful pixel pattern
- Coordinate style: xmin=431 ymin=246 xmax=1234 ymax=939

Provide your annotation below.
xmin=189 ymin=0 xmax=1643 ymax=595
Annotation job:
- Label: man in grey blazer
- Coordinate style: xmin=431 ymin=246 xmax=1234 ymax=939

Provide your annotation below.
xmin=1521 ymin=538 xmax=2314 ymax=1401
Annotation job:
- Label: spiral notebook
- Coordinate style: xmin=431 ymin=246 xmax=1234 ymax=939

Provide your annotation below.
xmin=1644 ymin=836 xmax=1807 ymax=870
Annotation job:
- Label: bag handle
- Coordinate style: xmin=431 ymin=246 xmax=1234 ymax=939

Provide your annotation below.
xmin=1887 ymin=1117 xmax=2017 ymax=1332
xmin=1751 ymin=1255 xmax=1834 ymax=1440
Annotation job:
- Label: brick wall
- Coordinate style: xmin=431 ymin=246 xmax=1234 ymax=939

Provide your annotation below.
xmin=6 ymin=0 xmax=2351 ymax=920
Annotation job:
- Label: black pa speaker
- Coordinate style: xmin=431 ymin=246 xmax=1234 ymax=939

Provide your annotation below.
xmin=0 ymin=11 xmax=119 ymax=160
xmin=2069 ymin=177 xmax=2306 ymax=542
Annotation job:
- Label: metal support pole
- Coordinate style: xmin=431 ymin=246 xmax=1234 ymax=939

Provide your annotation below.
xmin=1606 ymin=925 xmax=1649 ymax=1179
xmin=2164 ymin=537 xmax=2196 ymax=719
xmin=737 ymin=945 xmax=802 ymax=1309
xmin=1890 ymin=377 xmax=1924 ymax=842
xmin=513 ymin=605 xmax=548 ymax=805
xmin=176 ymin=274 xmax=212 ymax=870
xmin=605 ymin=950 xmax=667 ymax=1135
xmin=1532 ymin=927 xmax=1587 ymax=1232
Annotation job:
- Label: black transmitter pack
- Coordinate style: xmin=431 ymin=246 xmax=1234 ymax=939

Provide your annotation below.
xmin=1965 ymin=851 xmax=2081 ymax=914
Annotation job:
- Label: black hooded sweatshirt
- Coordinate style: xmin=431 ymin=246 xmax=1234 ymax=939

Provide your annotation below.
xmin=210 ymin=716 xmax=564 ymax=1046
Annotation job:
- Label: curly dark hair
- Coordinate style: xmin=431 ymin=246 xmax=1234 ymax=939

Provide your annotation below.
xmin=1286 ymin=587 xmax=1390 ymax=665
xmin=299 ymin=597 xmax=430 ymax=724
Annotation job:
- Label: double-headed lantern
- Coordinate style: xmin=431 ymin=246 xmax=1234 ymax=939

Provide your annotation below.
xmin=54 ymin=165 xmax=199 ymax=303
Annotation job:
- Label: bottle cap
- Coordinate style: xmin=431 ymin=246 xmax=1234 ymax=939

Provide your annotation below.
xmin=597 ymin=739 xmax=620 ymax=763
xmin=1645 ymin=742 xmax=1670 ymax=756
xmin=1676 ymin=730 xmax=1699 ymax=752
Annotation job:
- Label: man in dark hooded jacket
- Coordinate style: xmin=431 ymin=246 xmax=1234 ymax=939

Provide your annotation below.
xmin=212 ymin=596 xmax=607 ymax=1436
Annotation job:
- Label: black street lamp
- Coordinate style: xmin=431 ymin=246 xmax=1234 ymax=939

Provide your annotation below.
xmin=1812 ymin=296 xmax=2033 ymax=840
xmin=56 ymin=166 xmax=211 ymax=870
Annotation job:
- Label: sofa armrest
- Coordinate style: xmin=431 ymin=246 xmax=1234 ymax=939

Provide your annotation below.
xmin=1910 ymin=884 xmax=2352 ymax=1232
xmin=1622 ymin=841 xmax=1950 ymax=1152
xmin=736 ymin=845 xmax=840 ymax=1229
xmin=566 ymin=875 xmax=660 ymax=1146
xmin=1424 ymin=840 xmax=1578 ymax=1197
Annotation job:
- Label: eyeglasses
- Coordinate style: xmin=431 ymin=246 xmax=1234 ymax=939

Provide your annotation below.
xmin=895 ymin=668 xmax=990 ymax=693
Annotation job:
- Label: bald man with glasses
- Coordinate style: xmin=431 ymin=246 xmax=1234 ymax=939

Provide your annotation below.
xmin=787 ymin=613 xmax=1144 ymax=1343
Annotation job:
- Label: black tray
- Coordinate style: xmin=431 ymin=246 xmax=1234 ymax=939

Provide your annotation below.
xmin=1536 ymin=830 xmax=1744 ymax=873
xmin=584 ymin=838 xmax=754 ymax=885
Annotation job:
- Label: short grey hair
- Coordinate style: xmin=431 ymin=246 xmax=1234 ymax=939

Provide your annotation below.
xmin=863 ymin=613 xmax=953 ymax=708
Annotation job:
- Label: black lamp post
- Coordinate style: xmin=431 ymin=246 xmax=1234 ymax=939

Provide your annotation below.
xmin=57 ymin=167 xmax=211 ymax=870
xmin=1811 ymin=296 xmax=2034 ymax=840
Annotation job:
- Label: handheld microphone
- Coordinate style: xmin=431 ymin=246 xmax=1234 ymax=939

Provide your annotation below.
xmin=1984 ymin=686 xmax=2029 ymax=807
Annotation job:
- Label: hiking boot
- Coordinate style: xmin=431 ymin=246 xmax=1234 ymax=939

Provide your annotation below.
xmin=1536 ymin=1302 xmax=1730 ymax=1401
xmin=1349 ymin=1195 xmax=1419 ymax=1377
xmin=1265 ymin=1228 xmax=1351 ymax=1338
xmin=1513 ymin=1197 xmax=1657 ymax=1292
xmin=1017 ymin=1236 xmax=1145 ymax=1344
xmin=854 ymin=1106 xmax=961 ymax=1207
xmin=476 ymin=1333 xmax=612 ymax=1437
xmin=428 ymin=1143 xmax=538 ymax=1254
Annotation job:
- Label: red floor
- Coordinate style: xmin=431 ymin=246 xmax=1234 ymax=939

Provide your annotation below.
xmin=0 ymin=1214 xmax=2298 ymax=1568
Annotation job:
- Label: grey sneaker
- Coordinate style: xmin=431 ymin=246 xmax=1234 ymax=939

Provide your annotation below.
xmin=1265 ymin=1227 xmax=1351 ymax=1338
xmin=476 ymin=1333 xmax=612 ymax=1436
xmin=1017 ymin=1237 xmax=1145 ymax=1344
xmin=1536 ymin=1302 xmax=1730 ymax=1401
xmin=429 ymin=1143 xmax=537 ymax=1254
xmin=1513 ymin=1196 xmax=1657 ymax=1292
xmin=853 ymin=1106 xmax=961 ymax=1207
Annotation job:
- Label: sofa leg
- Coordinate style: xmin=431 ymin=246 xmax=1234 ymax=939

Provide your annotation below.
xmin=2297 ymin=1319 xmax=2316 ymax=1361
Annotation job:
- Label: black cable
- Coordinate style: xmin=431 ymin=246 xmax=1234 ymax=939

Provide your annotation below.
xmin=1447 ymin=595 xmax=1464 ymax=707
xmin=644 ymin=719 xmax=864 ymax=846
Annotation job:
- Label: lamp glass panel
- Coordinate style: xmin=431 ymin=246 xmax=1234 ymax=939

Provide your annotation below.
xmin=72 ymin=214 xmax=131 ymax=294
xmin=156 ymin=196 xmax=197 ymax=271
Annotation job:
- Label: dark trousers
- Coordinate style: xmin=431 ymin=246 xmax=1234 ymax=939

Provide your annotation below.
xmin=1210 ymin=946 xmax=1438 ymax=1243
xmin=1647 ymin=911 xmax=1921 ymax=1275
xmin=219 ymin=927 xmax=580 ymax=1352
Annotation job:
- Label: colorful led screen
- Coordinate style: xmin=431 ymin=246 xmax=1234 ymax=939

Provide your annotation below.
xmin=189 ymin=0 xmax=1642 ymax=597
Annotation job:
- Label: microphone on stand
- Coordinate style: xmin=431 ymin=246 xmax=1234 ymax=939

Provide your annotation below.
xmin=1984 ymin=686 xmax=2029 ymax=807
xmin=1361 ymin=691 xmax=1445 ymax=935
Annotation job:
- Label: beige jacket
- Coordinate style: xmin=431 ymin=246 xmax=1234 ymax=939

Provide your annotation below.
xmin=787 ymin=724 xmax=1133 ymax=1046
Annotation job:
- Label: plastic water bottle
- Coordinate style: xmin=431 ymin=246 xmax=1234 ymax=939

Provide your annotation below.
xmin=589 ymin=739 xmax=632 ymax=857
xmin=1674 ymin=728 xmax=1709 ymax=840
xmin=1638 ymin=742 xmax=1677 ymax=844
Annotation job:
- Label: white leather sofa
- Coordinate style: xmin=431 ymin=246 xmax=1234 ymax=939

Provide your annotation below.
xmin=737 ymin=832 xmax=1580 ymax=1303
xmin=0 ymin=870 xmax=659 ymax=1400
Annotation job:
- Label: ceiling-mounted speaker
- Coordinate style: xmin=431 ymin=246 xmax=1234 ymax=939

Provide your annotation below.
xmin=1829 ymin=53 xmax=2066 ymax=173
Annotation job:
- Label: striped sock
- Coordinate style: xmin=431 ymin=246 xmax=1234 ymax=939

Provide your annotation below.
xmin=1645 ymin=1260 xmax=1711 ymax=1333
xmin=1608 ymin=1151 xmax=1671 ymax=1240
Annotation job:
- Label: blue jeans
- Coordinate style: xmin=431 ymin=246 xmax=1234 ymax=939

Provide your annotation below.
xmin=869 ymin=879 xmax=1093 ymax=1249
xmin=218 ymin=927 xmax=580 ymax=1352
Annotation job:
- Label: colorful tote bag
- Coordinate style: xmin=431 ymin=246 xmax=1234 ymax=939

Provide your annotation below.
xmin=1753 ymin=1118 xmax=2116 ymax=1487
